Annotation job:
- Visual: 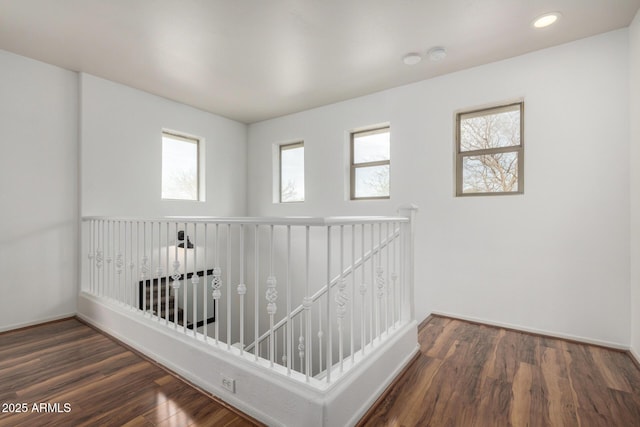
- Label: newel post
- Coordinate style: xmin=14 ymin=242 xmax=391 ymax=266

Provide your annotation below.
xmin=397 ymin=204 xmax=418 ymax=322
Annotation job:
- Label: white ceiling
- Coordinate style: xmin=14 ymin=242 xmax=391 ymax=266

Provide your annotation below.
xmin=1 ymin=1 xmax=639 ymax=124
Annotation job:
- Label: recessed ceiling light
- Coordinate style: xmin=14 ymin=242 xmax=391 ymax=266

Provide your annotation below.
xmin=403 ymin=53 xmax=422 ymax=65
xmin=427 ymin=47 xmax=447 ymax=62
xmin=532 ymin=12 xmax=561 ymax=29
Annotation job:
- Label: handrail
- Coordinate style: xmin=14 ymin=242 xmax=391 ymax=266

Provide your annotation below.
xmin=81 ymin=215 xmax=409 ymax=226
xmin=244 ymin=226 xmax=401 ymax=352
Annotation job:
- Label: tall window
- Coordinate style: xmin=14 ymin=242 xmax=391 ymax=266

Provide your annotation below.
xmin=280 ymin=142 xmax=305 ymax=203
xmin=456 ymin=102 xmax=524 ymax=196
xmin=351 ymin=127 xmax=390 ymax=200
xmin=161 ymin=131 xmax=201 ymax=201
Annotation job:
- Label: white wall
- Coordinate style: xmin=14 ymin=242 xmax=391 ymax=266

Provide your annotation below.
xmin=248 ymin=30 xmax=631 ymax=346
xmin=80 ymin=73 xmax=247 ymax=218
xmin=0 ymin=50 xmax=79 ymax=331
xmin=630 ymin=10 xmax=640 ymax=359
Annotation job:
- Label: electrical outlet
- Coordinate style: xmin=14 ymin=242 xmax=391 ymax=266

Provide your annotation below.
xmin=221 ymin=375 xmax=235 ymax=393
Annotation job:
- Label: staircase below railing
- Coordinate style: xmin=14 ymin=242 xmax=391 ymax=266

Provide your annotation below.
xmin=81 ymin=208 xmax=417 ymax=391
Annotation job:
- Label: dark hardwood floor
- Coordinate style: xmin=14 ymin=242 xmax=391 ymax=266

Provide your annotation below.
xmin=0 ymin=318 xmax=263 ymax=427
xmin=359 ymin=315 xmax=640 ymax=427
xmin=4 ymin=316 xmax=639 ymax=427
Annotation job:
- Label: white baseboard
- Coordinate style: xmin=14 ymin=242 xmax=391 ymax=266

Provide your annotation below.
xmin=430 ymin=310 xmax=629 ymax=351
xmin=0 ymin=312 xmax=76 ymax=333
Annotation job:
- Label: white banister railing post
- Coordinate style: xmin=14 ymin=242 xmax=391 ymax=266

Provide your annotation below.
xmin=182 ymin=222 xmax=188 ymax=333
xmin=226 ymin=224 xmax=231 ymax=351
xmin=211 ymin=224 xmax=222 ymax=345
xmin=304 ymin=225 xmax=311 ymax=382
xmin=397 ymin=204 xmax=418 ymax=322
xmin=192 ymin=224 xmax=199 ymax=338
xmin=350 ymin=224 xmax=356 ymax=365
xmin=128 ymin=221 xmax=134 ymax=308
xmin=286 ymin=225 xmax=292 ymax=375
xmin=326 ymin=225 xmax=332 ymax=384
xmin=359 ymin=223 xmax=366 ymax=356
xmin=141 ymin=221 xmax=148 ymax=314
xmin=203 ymin=224 xmax=208 ymax=338
xmin=238 ymin=224 xmax=246 ymax=355
xmin=254 ymin=224 xmax=260 ymax=361
xmin=156 ymin=221 xmax=163 ymax=318
xmin=266 ymin=225 xmax=277 ymax=367
xmin=171 ymin=222 xmax=182 ymax=330
xmin=376 ymin=222 xmax=384 ymax=342
xmin=336 ymin=225 xmax=348 ymax=373
xmin=165 ymin=222 xmax=170 ymax=325
xmin=87 ymin=220 xmax=94 ymax=294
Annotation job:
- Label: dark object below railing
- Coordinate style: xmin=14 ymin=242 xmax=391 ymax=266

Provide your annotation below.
xmin=138 ymin=269 xmax=215 ymax=329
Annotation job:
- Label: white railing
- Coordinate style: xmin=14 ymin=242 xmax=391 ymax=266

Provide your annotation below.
xmin=81 ymin=208 xmax=416 ymax=388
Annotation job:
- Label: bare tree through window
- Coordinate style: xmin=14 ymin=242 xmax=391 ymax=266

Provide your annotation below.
xmin=456 ymin=102 xmax=524 ymax=196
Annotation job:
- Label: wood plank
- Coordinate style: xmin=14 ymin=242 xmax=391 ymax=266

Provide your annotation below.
xmin=510 ymin=362 xmax=533 ymax=426
xmin=540 ymin=347 xmax=576 ymax=426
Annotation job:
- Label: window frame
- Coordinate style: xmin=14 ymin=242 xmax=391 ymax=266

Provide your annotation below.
xmin=350 ymin=126 xmax=391 ymax=200
xmin=279 ymin=141 xmax=305 ymax=203
xmin=455 ymin=102 xmax=524 ymax=197
xmin=161 ymin=130 xmax=202 ymax=201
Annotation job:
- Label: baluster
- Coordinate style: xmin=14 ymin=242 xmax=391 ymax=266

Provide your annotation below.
xmin=298 ymin=314 xmax=305 ymax=375
xmin=266 ymin=277 xmax=277 ymax=364
xmin=172 ymin=223 xmax=182 ymax=329
xmin=141 ymin=222 xmax=149 ymax=313
xmin=336 ymin=225 xmax=348 ymax=373
xmin=226 ymin=224 xmax=231 ymax=351
xmin=165 ymin=222 xmax=170 ymax=324
xmin=149 ymin=222 xmax=154 ymax=316
xmin=156 ymin=222 xmax=163 ymax=317
xmin=254 ymin=224 xmax=260 ymax=361
xmin=326 ymin=226 xmax=332 ymax=384
xmin=370 ymin=224 xmax=375 ymax=344
xmin=318 ymin=293 xmax=323 ymax=376
xmin=183 ymin=222 xmax=188 ymax=334
xmin=237 ymin=224 xmax=246 ymax=354
xmin=351 ymin=224 xmax=356 ymax=365
xmin=286 ymin=225 xmax=291 ymax=374
xmin=131 ymin=221 xmax=142 ymax=310
xmin=203 ymin=224 xmax=208 ymax=340
xmin=96 ymin=221 xmax=104 ymax=296
xmin=376 ymin=222 xmax=385 ymax=342
xmin=211 ymin=224 xmax=222 ymax=345
xmin=87 ymin=221 xmax=94 ymax=293
xmin=360 ymin=223 xmax=367 ymax=355
xmin=100 ymin=220 xmax=104 ymax=296
xmin=304 ymin=226 xmax=311 ymax=382
xmin=390 ymin=222 xmax=398 ymax=328
xmin=282 ymin=324 xmax=287 ymax=367
xmin=192 ymin=224 xmax=199 ymax=337
xmin=128 ymin=221 xmax=135 ymax=308
xmin=266 ymin=225 xmax=277 ymax=367
xmin=116 ymin=221 xmax=123 ymax=303
xmin=107 ymin=221 xmax=113 ymax=299
xmin=385 ymin=222 xmax=391 ymax=333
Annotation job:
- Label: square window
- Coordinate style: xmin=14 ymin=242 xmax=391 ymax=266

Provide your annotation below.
xmin=280 ymin=142 xmax=305 ymax=203
xmin=456 ymin=102 xmax=524 ymax=196
xmin=351 ymin=127 xmax=390 ymax=200
xmin=161 ymin=132 xmax=201 ymax=201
